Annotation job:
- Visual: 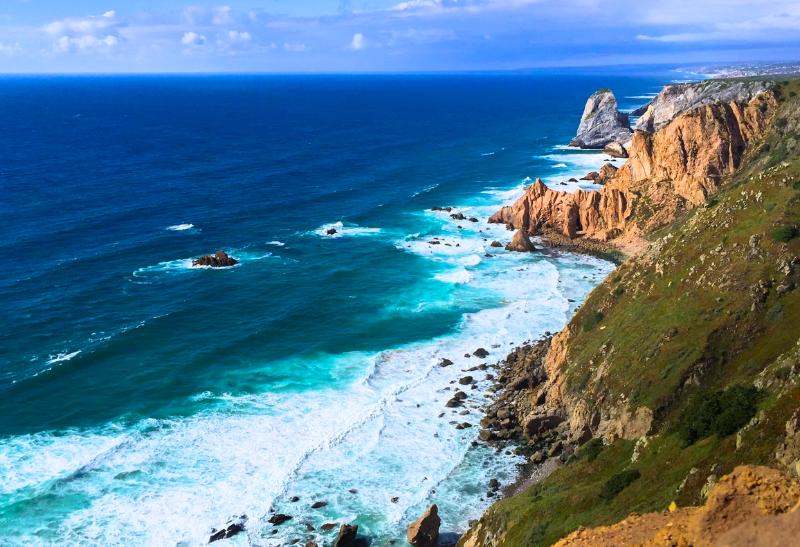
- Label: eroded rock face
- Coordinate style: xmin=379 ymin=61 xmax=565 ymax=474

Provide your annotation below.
xmin=551 ymin=465 xmax=800 ymax=547
xmin=570 ymin=89 xmax=632 ymax=149
xmin=407 ymin=504 xmax=441 ymax=547
xmin=490 ymin=89 xmax=778 ymax=246
xmin=193 ymin=250 xmax=238 ymax=268
xmin=635 ymin=79 xmax=773 ymax=133
xmin=333 ymin=524 xmax=358 ymax=547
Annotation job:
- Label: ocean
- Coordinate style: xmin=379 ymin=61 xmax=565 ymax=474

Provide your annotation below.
xmin=0 ymin=72 xmax=670 ymax=545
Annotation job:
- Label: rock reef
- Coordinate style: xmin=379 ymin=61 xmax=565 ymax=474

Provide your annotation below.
xmin=193 ymin=250 xmax=238 ymax=268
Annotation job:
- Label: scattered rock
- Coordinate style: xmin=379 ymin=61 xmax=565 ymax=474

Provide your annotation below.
xmin=193 ymin=250 xmax=238 ymax=268
xmin=439 ymin=358 xmax=453 ymax=367
xmin=209 ymin=515 xmax=247 ymax=543
xmin=321 ymin=523 xmax=338 ymax=531
xmin=473 ymin=348 xmax=489 ymax=358
xmin=459 ymin=375 xmax=474 ymax=385
xmin=407 ymin=504 xmax=441 ymax=547
xmin=311 ymin=501 xmax=327 ymax=509
xmin=326 ymin=228 xmax=338 ymax=236
xmin=268 ymin=514 xmax=293 ymax=526
xmin=450 ymin=213 xmax=466 ymax=221
xmin=490 ymin=241 xmax=503 ymax=248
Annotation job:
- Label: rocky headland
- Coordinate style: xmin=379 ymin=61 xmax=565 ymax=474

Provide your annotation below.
xmin=490 ymin=80 xmax=780 ymax=256
xmin=454 ymin=76 xmax=800 ymax=546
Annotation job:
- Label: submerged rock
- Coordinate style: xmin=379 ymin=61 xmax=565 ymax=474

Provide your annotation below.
xmin=326 ymin=228 xmax=338 ymax=235
xmin=209 ymin=515 xmax=247 ymax=543
xmin=193 ymin=250 xmax=238 ymax=268
xmin=570 ymin=89 xmax=632 ymax=149
xmin=407 ymin=504 xmax=441 ymax=547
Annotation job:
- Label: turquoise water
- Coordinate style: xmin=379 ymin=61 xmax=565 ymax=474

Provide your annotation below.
xmin=0 ymin=73 xmax=669 ymax=545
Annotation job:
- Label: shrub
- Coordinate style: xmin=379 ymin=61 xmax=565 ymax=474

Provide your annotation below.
xmin=583 ymin=310 xmax=604 ymax=331
xmin=613 ymin=286 xmax=625 ymax=297
xmin=582 ymin=438 xmax=604 ymax=462
xmin=771 ymin=225 xmax=799 ymax=243
xmin=677 ymin=385 xmax=759 ymax=446
xmin=600 ymin=469 xmax=641 ymax=501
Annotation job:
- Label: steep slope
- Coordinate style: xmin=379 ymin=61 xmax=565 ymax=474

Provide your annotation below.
xmin=459 ymin=77 xmax=800 ymax=547
xmin=489 ymin=82 xmax=779 ymax=255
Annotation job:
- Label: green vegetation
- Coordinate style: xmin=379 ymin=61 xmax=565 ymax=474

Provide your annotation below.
xmin=580 ymin=438 xmax=604 ymax=462
xmin=600 ymin=469 xmax=641 ymax=501
xmin=772 ymin=224 xmax=798 ymax=242
xmin=676 ymin=385 xmax=760 ymax=446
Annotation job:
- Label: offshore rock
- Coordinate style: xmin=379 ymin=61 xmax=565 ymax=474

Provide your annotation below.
xmin=209 ymin=515 xmax=247 ymax=543
xmin=569 ymin=89 xmax=632 ymax=149
xmin=407 ymin=504 xmax=441 ymax=547
xmin=333 ymin=524 xmax=359 ymax=547
xmin=193 ymin=250 xmax=238 ymax=268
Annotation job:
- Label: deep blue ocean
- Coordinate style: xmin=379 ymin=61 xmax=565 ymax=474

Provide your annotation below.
xmin=0 ymin=72 xmax=674 ymax=545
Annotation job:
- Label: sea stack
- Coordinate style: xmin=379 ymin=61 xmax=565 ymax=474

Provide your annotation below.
xmin=570 ymin=89 xmax=632 ymax=149
xmin=505 ymin=229 xmax=536 ymax=252
xmin=407 ymin=504 xmax=441 ymax=547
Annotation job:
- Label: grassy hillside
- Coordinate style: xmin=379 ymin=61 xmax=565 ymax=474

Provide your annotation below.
xmin=460 ymin=78 xmax=800 ymax=547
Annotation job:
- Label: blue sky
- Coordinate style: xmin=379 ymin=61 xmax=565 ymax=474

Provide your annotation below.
xmin=0 ymin=0 xmax=798 ymax=72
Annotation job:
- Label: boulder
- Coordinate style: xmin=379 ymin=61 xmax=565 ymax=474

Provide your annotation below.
xmin=603 ymin=141 xmax=628 ymax=158
xmin=209 ymin=515 xmax=247 ymax=543
xmin=450 ymin=213 xmax=466 ymax=221
xmin=439 ymin=358 xmax=453 ymax=367
xmin=326 ymin=228 xmax=338 ymax=235
xmin=580 ymin=171 xmax=600 ymax=181
xmin=459 ymin=376 xmax=474 ymax=385
xmin=193 ymin=250 xmax=238 ymax=268
xmin=569 ymin=89 xmax=632 ymax=149
xmin=473 ymin=348 xmax=489 ymax=358
xmin=505 ymin=229 xmax=536 ymax=252
xmin=523 ymin=413 xmax=564 ymax=438
xmin=333 ymin=524 xmax=359 ymax=547
xmin=490 ymin=241 xmax=503 ymax=248
xmin=407 ymin=504 xmax=441 ymax=547
xmin=311 ymin=501 xmax=327 ymax=509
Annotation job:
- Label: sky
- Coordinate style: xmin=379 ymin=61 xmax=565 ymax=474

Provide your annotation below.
xmin=0 ymin=0 xmax=798 ymax=73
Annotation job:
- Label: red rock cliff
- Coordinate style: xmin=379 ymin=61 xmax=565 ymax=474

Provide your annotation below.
xmin=489 ymin=90 xmax=778 ymax=248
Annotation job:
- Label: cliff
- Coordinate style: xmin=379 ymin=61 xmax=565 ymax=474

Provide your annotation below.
xmin=490 ymin=82 xmax=779 ymax=254
xmin=459 ymin=77 xmax=800 ymax=546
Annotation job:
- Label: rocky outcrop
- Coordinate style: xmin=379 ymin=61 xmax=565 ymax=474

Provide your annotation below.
xmin=193 ymin=250 xmax=238 ymax=268
xmin=407 ymin=504 xmax=441 ymax=547
xmin=570 ymin=89 xmax=632 ymax=149
xmin=505 ymin=229 xmax=536 ymax=252
xmin=603 ymin=142 xmax=627 ymax=158
xmin=553 ymin=466 xmax=800 ymax=546
xmin=635 ymin=79 xmax=773 ymax=133
xmin=333 ymin=524 xmax=359 ymax=547
xmin=490 ymin=88 xmax=778 ymax=250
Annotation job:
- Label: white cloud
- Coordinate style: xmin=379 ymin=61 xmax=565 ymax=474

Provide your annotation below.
xmin=0 ymin=42 xmax=22 ymax=55
xmin=227 ymin=30 xmax=252 ymax=44
xmin=283 ymin=42 xmax=309 ymax=52
xmin=212 ymin=6 xmax=234 ymax=26
xmin=181 ymin=31 xmax=207 ymax=46
xmin=350 ymin=32 xmax=366 ymax=50
xmin=44 ymin=11 xmax=123 ymax=53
